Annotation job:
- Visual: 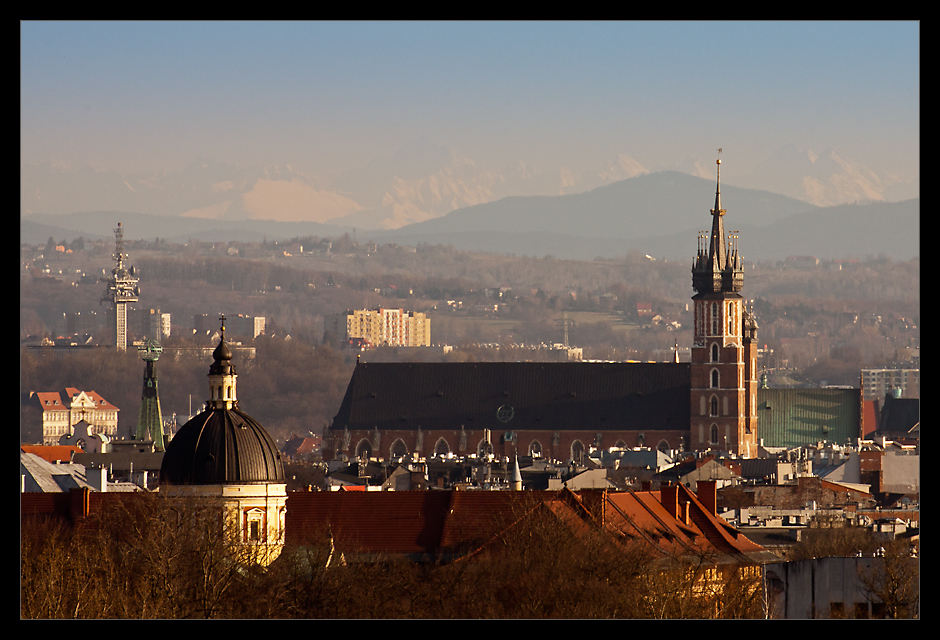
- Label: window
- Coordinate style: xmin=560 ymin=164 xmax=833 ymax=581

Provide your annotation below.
xmin=710 ymin=396 xmax=719 ymax=417
xmin=711 ymin=369 xmax=719 ymax=388
xmin=711 ymin=343 xmax=719 ymax=362
xmin=709 ymin=425 xmax=719 ymax=445
xmin=244 ymin=509 xmax=265 ymax=543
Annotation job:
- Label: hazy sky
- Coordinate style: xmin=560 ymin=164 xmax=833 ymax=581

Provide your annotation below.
xmin=21 ymin=21 xmax=919 ymax=182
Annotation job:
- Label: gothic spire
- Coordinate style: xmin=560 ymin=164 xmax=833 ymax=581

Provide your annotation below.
xmin=708 ymin=158 xmax=727 ymax=271
xmin=692 ymin=155 xmax=743 ymax=295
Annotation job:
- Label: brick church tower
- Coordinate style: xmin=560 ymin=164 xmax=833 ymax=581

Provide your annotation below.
xmin=690 ymin=158 xmax=759 ymax=457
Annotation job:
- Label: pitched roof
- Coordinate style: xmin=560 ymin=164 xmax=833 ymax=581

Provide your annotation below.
xmin=20 ymin=452 xmax=94 ymax=493
xmin=330 ymin=362 xmax=691 ymax=433
xmin=879 ymin=396 xmax=920 ymax=435
xmin=286 ymin=491 xmax=528 ymax=559
xmin=32 ymin=389 xmax=119 ymax=413
xmin=285 ymin=487 xmax=776 ymax=565
xmin=21 ymin=445 xmax=82 ymax=464
xmin=604 ymin=485 xmax=775 ymax=564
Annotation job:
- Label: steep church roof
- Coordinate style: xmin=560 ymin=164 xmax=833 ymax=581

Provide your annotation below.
xmin=329 ymin=361 xmax=691 ymax=434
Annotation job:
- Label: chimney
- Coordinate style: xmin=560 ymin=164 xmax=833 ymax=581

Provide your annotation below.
xmin=697 ymin=479 xmax=718 ymax=516
xmin=660 ymin=483 xmax=679 ymax=520
xmin=87 ymin=465 xmax=107 ymax=492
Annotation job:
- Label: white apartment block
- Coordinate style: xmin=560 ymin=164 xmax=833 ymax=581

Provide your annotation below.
xmin=327 ymin=308 xmax=431 ymax=347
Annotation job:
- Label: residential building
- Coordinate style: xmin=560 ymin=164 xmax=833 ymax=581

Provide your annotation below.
xmin=861 ymin=369 xmax=919 ymax=401
xmin=326 ymin=308 xmax=431 ymax=347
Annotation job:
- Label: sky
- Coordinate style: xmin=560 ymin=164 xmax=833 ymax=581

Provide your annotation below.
xmin=21 ymin=21 xmax=919 ymax=183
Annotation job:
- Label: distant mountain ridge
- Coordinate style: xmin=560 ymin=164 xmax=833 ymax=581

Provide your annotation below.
xmin=22 ymin=141 xmax=916 ymax=232
xmin=22 ymin=171 xmax=919 ymax=261
xmin=389 ymin=171 xmax=813 ymax=240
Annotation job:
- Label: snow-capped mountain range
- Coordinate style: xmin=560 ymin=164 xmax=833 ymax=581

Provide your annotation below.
xmin=21 ymin=140 xmax=917 ymax=231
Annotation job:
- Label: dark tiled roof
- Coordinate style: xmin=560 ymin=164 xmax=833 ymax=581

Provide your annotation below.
xmin=330 ymin=362 xmax=691 ymax=433
xmin=879 ymin=396 xmax=920 ymax=434
xmin=738 ymin=458 xmax=778 ymax=480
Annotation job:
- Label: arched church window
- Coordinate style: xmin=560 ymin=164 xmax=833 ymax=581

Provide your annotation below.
xmin=355 ymin=440 xmax=372 ymax=460
xmin=390 ymin=439 xmax=408 ymax=459
xmin=710 ymin=396 xmax=719 ymax=417
xmin=571 ymin=440 xmax=585 ymax=465
xmin=711 ymin=343 xmax=719 ymax=362
xmin=711 ymin=369 xmax=719 ymax=388
xmin=529 ymin=440 xmax=542 ymax=458
xmin=435 ymin=438 xmax=451 ymax=457
xmin=709 ymin=424 xmax=719 ymax=445
xmin=711 ymin=303 xmax=718 ymax=335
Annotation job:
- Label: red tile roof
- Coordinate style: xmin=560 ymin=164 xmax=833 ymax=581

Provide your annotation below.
xmin=286 ymin=486 xmax=776 ymax=564
xmin=21 ymin=445 xmax=82 ymax=463
xmin=64 ymin=388 xmax=119 ymax=412
xmin=32 ymin=389 xmax=119 ymax=413
xmin=604 ymin=484 xmax=772 ymax=563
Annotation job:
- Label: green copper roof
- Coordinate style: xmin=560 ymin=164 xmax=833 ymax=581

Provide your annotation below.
xmin=756 ymin=388 xmax=861 ymax=448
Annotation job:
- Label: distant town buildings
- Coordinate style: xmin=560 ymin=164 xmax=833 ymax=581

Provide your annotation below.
xmin=326 ymin=308 xmax=431 ymax=347
xmin=194 ymin=313 xmax=265 ymax=339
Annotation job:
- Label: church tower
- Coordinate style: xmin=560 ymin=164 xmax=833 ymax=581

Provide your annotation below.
xmin=690 ymin=158 xmax=759 ymax=457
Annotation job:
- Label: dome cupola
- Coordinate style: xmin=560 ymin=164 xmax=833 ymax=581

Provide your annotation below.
xmin=160 ymin=317 xmax=285 ymax=486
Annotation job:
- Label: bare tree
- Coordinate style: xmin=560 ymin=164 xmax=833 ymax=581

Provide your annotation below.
xmin=857 ymin=539 xmax=919 ymax=619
